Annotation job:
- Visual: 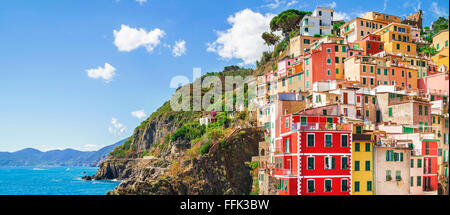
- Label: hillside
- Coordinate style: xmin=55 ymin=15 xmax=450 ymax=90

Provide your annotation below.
xmin=85 ymin=66 xmax=265 ymax=195
xmin=0 ymin=139 xmax=126 ymax=167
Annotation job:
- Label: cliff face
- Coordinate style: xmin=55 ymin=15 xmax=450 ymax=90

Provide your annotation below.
xmin=87 ymin=66 xmax=263 ymax=195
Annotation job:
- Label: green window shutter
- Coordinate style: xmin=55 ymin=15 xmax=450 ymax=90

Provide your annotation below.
xmin=286 ymin=118 xmax=289 ymax=129
xmin=355 ymin=161 xmax=360 ymax=171
xmin=365 ymin=143 xmax=371 ymax=152
xmin=325 ymin=134 xmax=332 ymax=147
xmin=417 ymin=176 xmax=421 ymax=186
xmin=365 ymin=161 xmax=370 ymax=171
xmin=370 ymin=66 xmax=374 ymax=73
xmin=418 ymin=159 xmax=422 ymax=168
xmin=377 ymin=68 xmax=381 ymax=74
xmin=367 ymin=181 xmax=372 ymax=191
xmin=363 ymin=65 xmax=366 ymax=72
xmin=372 ymin=97 xmax=375 ymax=104
xmin=410 ymin=177 xmax=413 ymax=187
xmin=419 ymin=105 xmax=422 ymax=115
xmin=400 ymin=152 xmax=403 ymax=161
xmin=411 ymin=159 xmax=414 ymax=168
xmin=365 ymin=96 xmax=368 ymax=103
xmin=386 ymin=150 xmax=389 ymax=161
xmin=341 ymin=135 xmax=348 ymax=147
xmin=336 ymin=68 xmax=339 ymax=74
xmin=388 ymin=108 xmax=393 ymax=116
xmin=335 ymin=45 xmax=339 ymax=52
xmin=354 ymin=181 xmax=360 ymax=192
xmin=355 ymin=142 xmax=360 ymax=152
xmin=332 ymin=157 xmax=335 ymax=169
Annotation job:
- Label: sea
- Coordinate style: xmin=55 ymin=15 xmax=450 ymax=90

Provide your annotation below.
xmin=0 ymin=166 xmax=120 ymax=195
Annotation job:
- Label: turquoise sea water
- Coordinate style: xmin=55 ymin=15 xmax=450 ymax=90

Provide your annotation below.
xmin=0 ymin=166 xmax=120 ymax=195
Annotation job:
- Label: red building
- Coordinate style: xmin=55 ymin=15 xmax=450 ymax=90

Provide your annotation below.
xmin=422 ymin=139 xmax=439 ymax=192
xmin=360 ymin=34 xmax=384 ymax=56
xmin=273 ymin=114 xmax=353 ymax=195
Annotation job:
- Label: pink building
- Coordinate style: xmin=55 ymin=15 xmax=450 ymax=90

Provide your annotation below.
xmin=418 ymin=73 xmax=449 ymax=97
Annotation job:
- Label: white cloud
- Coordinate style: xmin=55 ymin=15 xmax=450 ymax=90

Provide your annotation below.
xmin=113 ymin=24 xmax=165 ymax=52
xmin=207 ymin=9 xmax=275 ymax=65
xmin=287 ymin=0 xmax=298 ymax=7
xmin=333 ymin=12 xmax=350 ymax=21
xmin=265 ymin=0 xmax=281 ymax=9
xmin=109 ymin=118 xmax=126 ymax=135
xmin=86 ymin=63 xmax=116 ymax=82
xmin=322 ymin=1 xmax=336 ymax=8
xmin=403 ymin=0 xmax=422 ymax=12
xmin=136 ymin=0 xmax=147 ymax=5
xmin=131 ymin=110 xmax=147 ymax=120
xmin=172 ymin=40 xmax=187 ymax=57
xmin=430 ymin=2 xmax=448 ymax=17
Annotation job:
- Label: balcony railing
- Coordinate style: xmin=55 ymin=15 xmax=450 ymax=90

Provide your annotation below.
xmin=278 ymin=168 xmax=297 ymax=176
xmin=353 ymin=133 xmax=372 ymax=141
xmin=291 ymin=122 xmax=352 ymax=131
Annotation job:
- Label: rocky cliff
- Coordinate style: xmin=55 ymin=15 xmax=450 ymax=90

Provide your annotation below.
xmin=85 ymin=66 xmax=264 ymax=195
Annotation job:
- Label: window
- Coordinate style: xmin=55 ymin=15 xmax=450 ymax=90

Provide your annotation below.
xmin=395 ymin=170 xmax=401 ymax=181
xmin=341 ymin=179 xmax=348 ymax=192
xmin=307 ymin=157 xmax=315 ymax=170
xmin=362 ymin=65 xmax=366 ymax=72
xmin=341 ymin=157 xmax=348 ymax=169
xmin=335 ymin=57 xmax=339 ymax=63
xmin=327 ymin=48 xmax=331 ymax=53
xmin=342 ymin=46 xmax=346 ymax=52
xmin=367 ymin=181 xmax=372 ymax=191
xmin=335 ymin=45 xmax=339 ymax=52
xmin=365 ymin=143 xmax=371 ymax=152
xmin=419 ymin=105 xmax=422 ymax=115
xmin=384 ymin=69 xmax=388 ymax=76
xmin=307 ymin=180 xmax=315 ymax=192
xmin=341 ymin=135 xmax=348 ymax=147
xmin=386 ymin=170 xmax=392 ymax=181
xmin=285 ymin=138 xmax=291 ymax=153
xmin=417 ymin=176 xmax=421 ymax=186
xmin=389 ymin=108 xmax=393 ymax=116
xmin=336 ymin=68 xmax=339 ymax=74
xmin=372 ymin=97 xmax=376 ymax=104
xmin=396 ymin=43 xmax=400 ymax=49
xmin=355 ymin=142 xmax=360 ymax=152
xmin=325 ymin=134 xmax=332 ymax=147
xmin=286 ymin=118 xmax=289 ymax=128
xmin=411 ymin=177 xmax=414 ymax=187
xmin=327 ymin=69 xmax=331 ymax=76
xmin=355 ymin=161 xmax=360 ymax=171
xmin=327 ymin=58 xmax=331 ymax=64
xmin=370 ymin=66 xmax=374 ymax=73
xmin=411 ymin=159 xmax=414 ymax=168
xmin=377 ymin=68 xmax=381 ymax=74
xmin=365 ymin=161 xmax=370 ymax=171
xmin=307 ymin=134 xmax=315 ymax=147
xmin=424 ymin=106 xmax=428 ymax=115
xmin=324 ymin=179 xmax=332 ymax=192
xmin=354 ymin=181 xmax=360 ymax=192
xmin=325 ymin=156 xmax=335 ymax=169
xmin=301 ymin=116 xmax=307 ymax=125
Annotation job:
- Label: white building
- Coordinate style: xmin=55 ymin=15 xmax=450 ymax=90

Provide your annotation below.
xmin=300 ymin=7 xmax=334 ymax=36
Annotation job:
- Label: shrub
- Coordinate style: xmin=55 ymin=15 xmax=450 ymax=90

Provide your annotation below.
xmin=200 ymin=141 xmax=212 ymax=156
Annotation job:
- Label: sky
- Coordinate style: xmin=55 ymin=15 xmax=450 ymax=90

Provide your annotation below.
xmin=0 ymin=0 xmax=448 ymax=152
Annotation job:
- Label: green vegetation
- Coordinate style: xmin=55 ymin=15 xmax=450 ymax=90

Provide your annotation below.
xmin=200 ymin=141 xmax=212 ymax=155
xmin=421 ymin=17 xmax=449 ymax=43
xmin=270 ymin=9 xmax=311 ymax=38
xmin=333 ymin=20 xmax=345 ymax=36
xmin=170 ymin=122 xmax=206 ymax=142
xmin=261 ymin=32 xmax=280 ymax=46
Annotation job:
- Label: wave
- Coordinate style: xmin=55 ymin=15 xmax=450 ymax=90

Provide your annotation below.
xmin=32 ymin=168 xmax=46 ymax=171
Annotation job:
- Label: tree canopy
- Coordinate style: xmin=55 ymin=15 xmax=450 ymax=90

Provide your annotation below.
xmin=261 ymin=32 xmax=280 ymax=46
xmin=270 ymin=9 xmax=312 ymax=38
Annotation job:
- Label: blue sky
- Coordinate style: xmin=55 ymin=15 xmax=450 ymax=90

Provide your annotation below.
xmin=0 ymin=0 xmax=448 ymax=152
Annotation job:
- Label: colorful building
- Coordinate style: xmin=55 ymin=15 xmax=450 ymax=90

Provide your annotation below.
xmin=351 ymin=124 xmax=374 ymax=195
xmin=273 ymin=115 xmax=352 ymax=195
xmin=300 ymin=7 xmax=334 ymax=36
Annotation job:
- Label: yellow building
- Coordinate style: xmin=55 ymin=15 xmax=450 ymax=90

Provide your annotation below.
xmin=430 ymin=30 xmax=449 ymax=72
xmin=352 ymin=124 xmax=374 ymax=195
xmin=373 ymin=23 xmax=417 ymax=56
xmin=362 ymin=12 xmax=401 ymax=24
xmin=432 ymin=29 xmax=449 ymax=52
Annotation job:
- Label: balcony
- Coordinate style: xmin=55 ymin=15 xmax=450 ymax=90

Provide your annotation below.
xmin=291 ymin=122 xmax=352 ymax=131
xmin=279 ymin=168 xmax=297 ymax=176
xmin=353 ymin=133 xmax=372 ymax=141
